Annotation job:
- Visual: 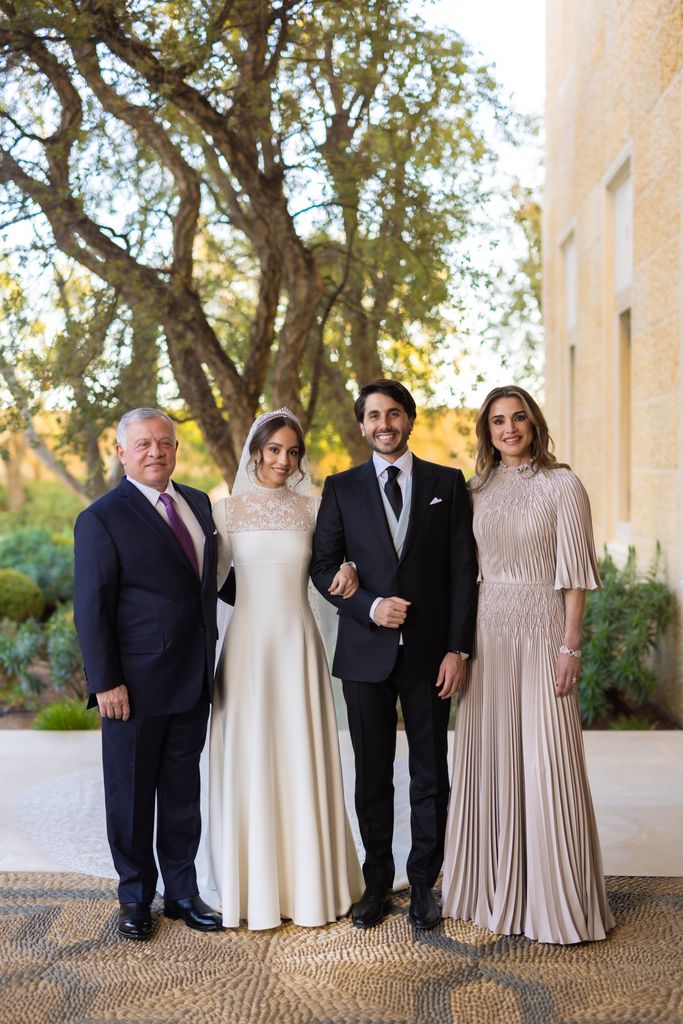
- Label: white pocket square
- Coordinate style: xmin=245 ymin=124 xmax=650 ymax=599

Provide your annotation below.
xmin=429 ymin=497 xmax=443 ymax=505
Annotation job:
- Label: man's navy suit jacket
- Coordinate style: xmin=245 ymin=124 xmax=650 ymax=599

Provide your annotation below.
xmin=310 ymin=455 xmax=478 ymax=684
xmin=73 ymin=477 xmax=218 ymax=718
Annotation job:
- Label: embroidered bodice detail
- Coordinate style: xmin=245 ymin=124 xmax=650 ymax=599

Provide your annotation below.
xmin=470 ymin=467 xmax=601 ymax=633
xmin=222 ymin=485 xmax=316 ymax=533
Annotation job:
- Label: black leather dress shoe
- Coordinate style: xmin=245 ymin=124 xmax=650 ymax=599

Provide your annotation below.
xmin=351 ymin=884 xmax=392 ymax=929
xmin=117 ymin=902 xmax=152 ymax=940
xmin=163 ymin=895 xmax=223 ymax=931
xmin=408 ymin=884 xmax=441 ymax=930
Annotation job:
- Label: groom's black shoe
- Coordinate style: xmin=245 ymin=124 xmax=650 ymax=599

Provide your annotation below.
xmin=408 ymin=884 xmax=441 ymax=930
xmin=163 ymin=895 xmax=223 ymax=931
xmin=351 ymin=884 xmax=392 ymax=929
xmin=117 ymin=902 xmax=152 ymax=941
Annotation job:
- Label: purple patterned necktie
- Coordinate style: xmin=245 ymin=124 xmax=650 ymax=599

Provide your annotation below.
xmin=158 ymin=492 xmax=200 ymax=577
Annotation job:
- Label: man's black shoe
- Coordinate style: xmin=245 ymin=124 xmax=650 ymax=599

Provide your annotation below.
xmin=163 ymin=895 xmax=223 ymax=931
xmin=408 ymin=884 xmax=440 ymax=930
xmin=117 ymin=902 xmax=152 ymax=940
xmin=351 ymin=884 xmax=392 ymax=929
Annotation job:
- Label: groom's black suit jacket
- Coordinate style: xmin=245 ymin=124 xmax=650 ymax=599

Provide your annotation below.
xmin=311 ymin=454 xmax=478 ymax=684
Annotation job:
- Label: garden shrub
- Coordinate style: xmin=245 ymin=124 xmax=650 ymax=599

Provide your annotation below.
xmin=0 ymin=568 xmax=45 ymax=622
xmin=580 ymin=546 xmax=674 ymax=725
xmin=33 ymin=698 xmax=99 ymax=731
xmin=0 ymin=480 xmax=84 ymax=535
xmin=46 ymin=603 xmax=86 ymax=698
xmin=0 ymin=527 xmax=73 ymax=606
xmin=0 ymin=617 xmax=45 ymax=697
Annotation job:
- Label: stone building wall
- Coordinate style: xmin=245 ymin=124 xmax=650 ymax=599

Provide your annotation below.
xmin=544 ymin=0 xmax=683 ymax=721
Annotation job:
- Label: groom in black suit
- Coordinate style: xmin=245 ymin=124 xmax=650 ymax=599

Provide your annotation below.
xmin=311 ymin=380 xmax=477 ymax=929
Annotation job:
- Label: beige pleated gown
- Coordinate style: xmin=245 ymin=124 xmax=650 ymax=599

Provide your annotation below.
xmin=442 ymin=463 xmax=615 ymax=943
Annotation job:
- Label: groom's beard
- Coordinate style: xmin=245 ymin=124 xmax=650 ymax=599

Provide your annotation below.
xmin=364 ymin=428 xmax=411 ymax=458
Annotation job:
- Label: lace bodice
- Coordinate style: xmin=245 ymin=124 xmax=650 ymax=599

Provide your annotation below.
xmin=215 ymin=484 xmax=317 ymax=534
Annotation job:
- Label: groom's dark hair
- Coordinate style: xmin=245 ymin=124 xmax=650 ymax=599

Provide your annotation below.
xmin=354 ymin=379 xmax=417 ymax=423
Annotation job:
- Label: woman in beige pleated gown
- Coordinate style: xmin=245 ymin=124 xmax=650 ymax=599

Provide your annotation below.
xmin=442 ymin=385 xmax=615 ymax=944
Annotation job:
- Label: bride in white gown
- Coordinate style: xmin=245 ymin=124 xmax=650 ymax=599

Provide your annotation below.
xmin=205 ymin=408 xmax=363 ymax=930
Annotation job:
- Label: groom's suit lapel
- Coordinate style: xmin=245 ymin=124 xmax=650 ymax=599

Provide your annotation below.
xmin=353 ymin=458 xmax=398 ymax=561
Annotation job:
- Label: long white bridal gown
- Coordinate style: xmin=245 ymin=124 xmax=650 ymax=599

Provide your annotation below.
xmin=205 ymin=482 xmax=363 ymax=930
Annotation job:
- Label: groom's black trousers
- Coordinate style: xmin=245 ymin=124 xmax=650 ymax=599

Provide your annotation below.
xmin=343 ymin=649 xmax=451 ymax=889
xmin=101 ymin=698 xmax=209 ymax=904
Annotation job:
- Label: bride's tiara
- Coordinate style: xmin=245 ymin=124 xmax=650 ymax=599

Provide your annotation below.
xmin=252 ymin=407 xmax=302 ymax=431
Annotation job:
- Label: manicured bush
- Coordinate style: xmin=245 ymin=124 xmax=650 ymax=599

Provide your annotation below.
xmin=33 ymin=698 xmax=99 ymax=731
xmin=46 ymin=603 xmax=86 ymax=698
xmin=0 ymin=617 xmax=45 ymax=696
xmin=580 ymin=546 xmax=674 ymax=725
xmin=0 ymin=527 xmax=73 ymax=606
xmin=0 ymin=568 xmax=45 ymax=623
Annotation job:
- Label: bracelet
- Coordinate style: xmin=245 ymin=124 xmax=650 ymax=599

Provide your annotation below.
xmin=559 ymin=644 xmax=581 ymax=658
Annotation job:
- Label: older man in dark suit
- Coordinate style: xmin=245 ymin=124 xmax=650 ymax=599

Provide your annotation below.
xmin=74 ymin=408 xmax=221 ymax=940
xmin=311 ymin=381 xmax=478 ymax=930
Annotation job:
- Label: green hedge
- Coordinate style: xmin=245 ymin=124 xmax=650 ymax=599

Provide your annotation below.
xmin=0 ymin=568 xmax=45 ymax=623
xmin=0 ymin=527 xmax=73 ymax=606
xmin=580 ymin=546 xmax=674 ymax=725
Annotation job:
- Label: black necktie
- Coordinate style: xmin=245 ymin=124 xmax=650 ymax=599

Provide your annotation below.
xmin=384 ymin=465 xmax=403 ymax=520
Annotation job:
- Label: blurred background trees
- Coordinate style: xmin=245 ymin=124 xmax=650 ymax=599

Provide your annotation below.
xmin=0 ymin=0 xmax=528 ymax=493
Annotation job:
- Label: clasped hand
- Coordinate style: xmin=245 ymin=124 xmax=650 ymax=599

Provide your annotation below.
xmin=96 ymin=683 xmax=130 ymax=721
xmin=328 ymin=564 xmax=359 ymax=599
xmin=374 ymin=596 xmax=411 ymax=628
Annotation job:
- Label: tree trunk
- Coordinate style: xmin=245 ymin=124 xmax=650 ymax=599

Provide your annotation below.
xmin=6 ymin=433 xmax=27 ymax=512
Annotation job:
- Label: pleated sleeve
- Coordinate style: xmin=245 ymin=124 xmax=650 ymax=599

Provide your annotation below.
xmin=212 ymin=497 xmax=234 ymax=590
xmin=553 ymin=470 xmax=602 ymax=591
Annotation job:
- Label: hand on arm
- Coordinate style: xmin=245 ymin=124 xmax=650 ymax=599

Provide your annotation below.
xmin=328 ymin=563 xmax=359 ymax=599
xmin=435 ymin=652 xmax=467 ymax=699
xmin=96 ymin=683 xmax=130 ymax=721
xmin=555 ymin=589 xmax=585 ymax=698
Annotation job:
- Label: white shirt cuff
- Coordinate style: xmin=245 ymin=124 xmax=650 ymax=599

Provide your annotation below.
xmin=369 ymin=597 xmax=383 ymax=623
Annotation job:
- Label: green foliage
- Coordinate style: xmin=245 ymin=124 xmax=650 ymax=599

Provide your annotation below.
xmin=609 ymin=715 xmax=656 ymax=731
xmin=0 ymin=527 xmax=73 ymax=606
xmin=0 ymin=617 xmax=45 ymax=696
xmin=580 ymin=547 xmax=674 ymax=725
xmin=0 ymin=1 xmax=517 ymax=483
xmin=46 ymin=603 xmax=86 ymax=698
xmin=0 ymin=568 xmax=45 ymax=623
xmin=0 ymin=480 xmax=84 ymax=535
xmin=33 ymin=698 xmax=99 ymax=731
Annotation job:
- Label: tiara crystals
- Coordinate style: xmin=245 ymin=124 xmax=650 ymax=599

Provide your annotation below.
xmin=251 ymin=406 xmax=302 ymax=433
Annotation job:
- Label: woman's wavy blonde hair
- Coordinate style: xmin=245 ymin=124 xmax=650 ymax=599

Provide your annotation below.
xmin=472 ymin=385 xmax=569 ymax=490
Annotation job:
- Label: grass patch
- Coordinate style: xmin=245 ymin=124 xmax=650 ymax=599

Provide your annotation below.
xmin=33 ymin=699 xmax=99 ymax=731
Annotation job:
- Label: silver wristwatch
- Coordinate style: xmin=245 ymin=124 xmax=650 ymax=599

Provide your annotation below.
xmin=453 ymin=651 xmax=470 ymax=661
